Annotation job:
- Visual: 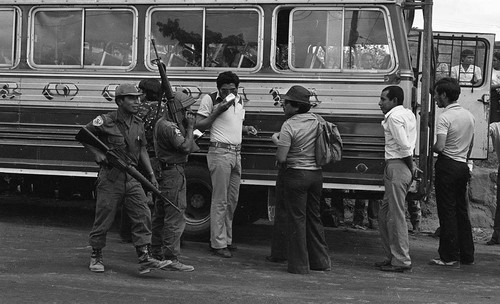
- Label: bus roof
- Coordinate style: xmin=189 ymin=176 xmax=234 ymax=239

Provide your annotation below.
xmin=2 ymin=0 xmax=404 ymax=5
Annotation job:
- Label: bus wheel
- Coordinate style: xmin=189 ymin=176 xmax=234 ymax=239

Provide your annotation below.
xmin=183 ymin=163 xmax=212 ymax=240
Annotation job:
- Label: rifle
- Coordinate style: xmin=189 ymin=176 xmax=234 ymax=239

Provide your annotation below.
xmin=75 ymin=127 xmax=181 ymax=213
xmin=151 ymin=39 xmax=200 ymax=152
xmin=151 ymin=39 xmax=186 ymax=135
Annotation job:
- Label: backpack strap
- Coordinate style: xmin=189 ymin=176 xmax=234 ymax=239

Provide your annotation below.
xmin=210 ymin=91 xmax=225 ymax=106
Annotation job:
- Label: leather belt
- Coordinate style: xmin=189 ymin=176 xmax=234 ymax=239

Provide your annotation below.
xmin=209 ymin=141 xmax=241 ymax=151
xmin=160 ymin=162 xmax=185 ymax=170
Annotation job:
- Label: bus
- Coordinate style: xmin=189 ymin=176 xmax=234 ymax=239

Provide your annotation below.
xmin=0 ymin=0 xmax=494 ymax=237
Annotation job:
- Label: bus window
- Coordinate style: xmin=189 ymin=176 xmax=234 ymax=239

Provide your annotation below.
xmin=84 ymin=10 xmax=134 ymax=67
xmin=276 ymin=7 xmax=393 ymax=72
xmin=289 ymin=9 xmax=343 ymax=70
xmin=148 ymin=7 xmax=259 ymax=70
xmin=0 ymin=8 xmax=18 ymax=68
xmin=434 ymin=36 xmax=487 ymax=87
xmin=32 ymin=10 xmax=82 ymax=66
xmin=205 ymin=9 xmax=259 ymax=69
xmin=343 ymin=10 xmax=393 ymax=71
xmin=31 ymin=8 xmax=135 ymax=69
xmin=150 ymin=9 xmax=203 ymax=68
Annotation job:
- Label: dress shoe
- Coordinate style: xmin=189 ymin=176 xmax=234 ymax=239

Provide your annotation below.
xmin=380 ymin=264 xmax=412 ymax=273
xmin=227 ymin=244 xmax=238 ymax=252
xmin=374 ymin=260 xmax=391 ymax=267
xmin=265 ymin=256 xmax=287 ymax=263
xmin=212 ymin=248 xmax=232 ymax=258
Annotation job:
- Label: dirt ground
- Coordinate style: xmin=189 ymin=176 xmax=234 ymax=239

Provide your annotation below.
xmin=0 ymin=193 xmax=499 ymax=304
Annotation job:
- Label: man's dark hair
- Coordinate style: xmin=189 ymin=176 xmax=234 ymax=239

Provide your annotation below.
xmin=460 ymin=49 xmax=474 ymax=60
xmin=216 ymin=71 xmax=240 ymax=89
xmin=434 ymin=77 xmax=461 ymax=102
xmin=288 ymin=100 xmax=311 ymax=114
xmin=382 ymin=86 xmax=404 ymax=105
xmin=138 ymin=78 xmax=162 ymax=101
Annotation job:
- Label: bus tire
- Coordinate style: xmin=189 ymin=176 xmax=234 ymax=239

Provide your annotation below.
xmin=183 ymin=163 xmax=212 ymax=240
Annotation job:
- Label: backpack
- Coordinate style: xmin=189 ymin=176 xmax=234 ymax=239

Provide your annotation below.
xmin=314 ymin=114 xmax=343 ymax=166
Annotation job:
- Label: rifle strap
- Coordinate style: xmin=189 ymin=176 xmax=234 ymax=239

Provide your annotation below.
xmin=210 ymin=92 xmax=222 ymax=106
xmin=155 ymin=98 xmax=164 ymax=122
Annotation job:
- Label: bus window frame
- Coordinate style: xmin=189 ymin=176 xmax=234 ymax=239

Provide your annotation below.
xmin=271 ymin=5 xmax=396 ymax=74
xmin=0 ymin=6 xmax=22 ymax=69
xmin=27 ymin=6 xmax=138 ymax=71
xmin=433 ymin=35 xmax=490 ymax=88
xmin=145 ymin=5 xmax=263 ymax=72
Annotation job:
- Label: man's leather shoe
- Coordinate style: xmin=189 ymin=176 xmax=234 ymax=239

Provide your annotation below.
xmin=380 ymin=264 xmax=412 ymax=273
xmin=310 ymin=266 xmax=331 ymax=271
xmin=227 ymin=244 xmax=238 ymax=252
xmin=374 ymin=260 xmax=391 ymax=267
xmin=265 ymin=256 xmax=287 ymax=263
xmin=212 ymin=248 xmax=232 ymax=258
xmin=428 ymin=258 xmax=459 ymax=267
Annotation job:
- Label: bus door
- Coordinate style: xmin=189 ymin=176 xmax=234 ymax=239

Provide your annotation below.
xmin=433 ymin=33 xmax=495 ymax=159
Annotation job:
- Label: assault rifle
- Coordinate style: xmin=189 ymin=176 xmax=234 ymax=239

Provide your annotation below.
xmin=76 ymin=127 xmax=181 ymax=213
xmin=151 ymin=39 xmax=185 ymax=134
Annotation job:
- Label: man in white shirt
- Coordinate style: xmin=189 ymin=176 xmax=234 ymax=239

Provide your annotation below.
xmin=195 ymin=71 xmax=257 ymax=258
xmin=375 ymin=85 xmax=417 ymax=273
xmin=430 ymin=77 xmax=475 ymax=267
xmin=450 ymin=49 xmax=482 ymax=86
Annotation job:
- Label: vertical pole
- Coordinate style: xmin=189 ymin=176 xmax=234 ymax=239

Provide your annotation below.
xmin=419 ymin=0 xmax=433 ymax=197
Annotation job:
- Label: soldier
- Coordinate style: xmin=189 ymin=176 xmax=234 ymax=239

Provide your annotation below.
xmin=119 ymin=78 xmax=164 ymax=243
xmin=150 ymin=91 xmax=198 ymax=271
xmin=83 ymin=83 xmax=170 ymax=274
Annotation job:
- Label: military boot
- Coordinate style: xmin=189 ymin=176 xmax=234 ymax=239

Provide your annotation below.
xmin=150 ymin=244 xmax=163 ymax=261
xmin=89 ymin=248 xmax=104 ymax=273
xmin=136 ymin=245 xmax=171 ymax=274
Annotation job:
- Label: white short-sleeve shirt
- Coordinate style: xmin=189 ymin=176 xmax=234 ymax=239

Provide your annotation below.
xmin=197 ymin=92 xmax=245 ymax=145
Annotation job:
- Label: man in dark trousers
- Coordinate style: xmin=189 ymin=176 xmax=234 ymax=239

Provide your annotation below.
xmin=150 ymin=91 xmax=198 ymax=271
xmin=83 ymin=83 xmax=170 ymax=274
xmin=429 ymin=77 xmax=475 ymax=267
xmin=487 ymin=121 xmax=500 ymax=245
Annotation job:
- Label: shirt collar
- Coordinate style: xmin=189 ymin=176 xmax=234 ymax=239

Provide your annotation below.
xmin=445 ymin=102 xmax=460 ymax=110
xmin=116 ymin=109 xmax=139 ymax=127
xmin=384 ymin=105 xmax=404 ymax=120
